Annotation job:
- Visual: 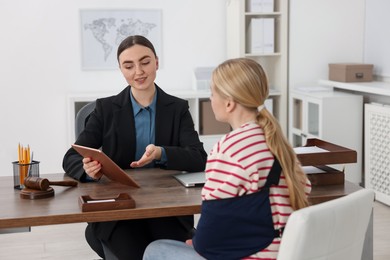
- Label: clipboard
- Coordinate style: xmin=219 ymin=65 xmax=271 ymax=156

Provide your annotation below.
xmin=71 ymin=144 xmax=140 ymax=188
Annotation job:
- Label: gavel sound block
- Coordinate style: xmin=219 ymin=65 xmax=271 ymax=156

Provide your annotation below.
xmin=20 ymin=176 xmax=78 ymax=200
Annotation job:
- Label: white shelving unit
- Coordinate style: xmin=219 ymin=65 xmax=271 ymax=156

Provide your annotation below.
xmin=289 ymin=88 xmax=363 ymax=184
xmin=67 ymin=89 xmax=279 ymax=154
xmin=226 ymin=0 xmax=288 ymax=133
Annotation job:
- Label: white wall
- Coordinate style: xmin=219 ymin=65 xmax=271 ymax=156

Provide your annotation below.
xmin=364 ymin=0 xmax=390 ymax=79
xmin=289 ymin=0 xmax=366 ymax=89
xmin=0 ymin=0 xmax=227 ymax=176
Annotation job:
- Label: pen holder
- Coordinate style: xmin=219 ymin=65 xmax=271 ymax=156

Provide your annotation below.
xmin=12 ymin=160 xmax=40 ymax=190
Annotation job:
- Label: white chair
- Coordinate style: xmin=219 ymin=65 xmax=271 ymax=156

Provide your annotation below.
xmin=277 ymin=189 xmax=375 ymax=260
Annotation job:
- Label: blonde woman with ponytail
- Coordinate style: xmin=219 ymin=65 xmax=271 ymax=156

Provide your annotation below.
xmin=143 ymin=58 xmax=311 ymax=260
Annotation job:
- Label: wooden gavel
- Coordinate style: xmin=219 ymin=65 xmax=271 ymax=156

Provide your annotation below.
xmin=24 ymin=176 xmax=78 ymax=191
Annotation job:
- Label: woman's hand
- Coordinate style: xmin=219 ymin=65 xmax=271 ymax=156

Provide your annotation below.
xmin=186 ymin=239 xmax=193 ymax=246
xmin=130 ymin=144 xmax=162 ymax=168
xmin=82 ymin=157 xmax=103 ymax=180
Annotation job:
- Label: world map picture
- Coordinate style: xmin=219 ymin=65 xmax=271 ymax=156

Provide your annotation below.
xmin=80 ymin=10 xmax=161 ymax=70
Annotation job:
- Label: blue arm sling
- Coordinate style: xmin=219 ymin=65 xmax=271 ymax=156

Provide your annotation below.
xmin=193 ymin=159 xmax=282 ymax=260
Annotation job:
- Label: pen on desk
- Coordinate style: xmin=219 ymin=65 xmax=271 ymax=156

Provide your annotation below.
xmin=27 ymin=152 xmax=34 ymax=176
xmin=27 ymin=145 xmax=30 ymax=163
xmin=23 ymin=146 xmax=27 ymax=182
xmin=18 ymin=143 xmax=24 ymax=185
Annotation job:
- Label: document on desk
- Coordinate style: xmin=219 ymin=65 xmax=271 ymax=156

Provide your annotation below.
xmin=293 ymin=146 xmax=329 ymax=154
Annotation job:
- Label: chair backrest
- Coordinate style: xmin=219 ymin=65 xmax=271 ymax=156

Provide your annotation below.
xmin=75 ymin=101 xmax=96 ymax=139
xmin=277 ymin=188 xmax=375 ymax=260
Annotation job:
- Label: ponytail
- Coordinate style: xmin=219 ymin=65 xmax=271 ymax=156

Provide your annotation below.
xmin=257 ymin=109 xmax=309 ymax=210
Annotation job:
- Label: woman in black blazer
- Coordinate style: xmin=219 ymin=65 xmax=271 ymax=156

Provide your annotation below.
xmin=62 ymin=35 xmax=207 ymax=260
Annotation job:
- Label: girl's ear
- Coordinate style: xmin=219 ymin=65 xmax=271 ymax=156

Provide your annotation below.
xmin=226 ymin=98 xmax=236 ymax=113
xmin=155 ymin=57 xmax=159 ymax=70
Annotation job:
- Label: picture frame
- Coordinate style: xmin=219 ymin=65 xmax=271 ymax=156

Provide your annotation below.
xmin=80 ymin=9 xmax=162 ymax=70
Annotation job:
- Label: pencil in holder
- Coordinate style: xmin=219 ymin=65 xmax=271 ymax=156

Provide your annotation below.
xmin=12 ymin=160 xmax=40 ymax=190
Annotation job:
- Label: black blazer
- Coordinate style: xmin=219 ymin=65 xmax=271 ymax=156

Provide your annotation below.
xmin=62 ymin=85 xmax=206 ymax=241
xmin=63 ymin=85 xmax=207 ymax=181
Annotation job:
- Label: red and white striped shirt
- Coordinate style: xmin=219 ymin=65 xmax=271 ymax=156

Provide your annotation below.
xmin=202 ymin=122 xmax=312 ymax=260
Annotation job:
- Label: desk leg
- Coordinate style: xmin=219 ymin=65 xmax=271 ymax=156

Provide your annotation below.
xmin=361 ymin=211 xmax=373 ymax=260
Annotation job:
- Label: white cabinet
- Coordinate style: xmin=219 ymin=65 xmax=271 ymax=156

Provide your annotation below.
xmin=289 ymin=89 xmax=363 ymax=184
xmin=226 ymin=0 xmax=288 ymax=133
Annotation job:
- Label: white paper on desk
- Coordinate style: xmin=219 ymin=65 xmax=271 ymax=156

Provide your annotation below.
xmin=302 ymin=166 xmax=327 ymax=174
xmin=294 ymin=146 xmax=329 ymax=154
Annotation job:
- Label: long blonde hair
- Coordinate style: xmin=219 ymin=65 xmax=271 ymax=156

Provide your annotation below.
xmin=212 ymin=58 xmax=309 ymax=210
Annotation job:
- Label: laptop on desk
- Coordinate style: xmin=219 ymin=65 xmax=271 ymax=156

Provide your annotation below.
xmin=173 ymin=171 xmax=206 ymax=187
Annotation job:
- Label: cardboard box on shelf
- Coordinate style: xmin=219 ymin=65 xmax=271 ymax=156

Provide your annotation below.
xmin=329 ymin=63 xmax=374 ymax=82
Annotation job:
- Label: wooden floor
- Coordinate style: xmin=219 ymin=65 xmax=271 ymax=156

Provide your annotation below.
xmin=0 ymin=201 xmax=389 ymax=260
xmin=0 ymin=223 xmax=100 ymax=260
xmin=373 ymin=201 xmax=390 ymax=260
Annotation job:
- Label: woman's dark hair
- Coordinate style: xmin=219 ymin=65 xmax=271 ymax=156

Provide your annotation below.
xmin=117 ymin=35 xmax=157 ymax=62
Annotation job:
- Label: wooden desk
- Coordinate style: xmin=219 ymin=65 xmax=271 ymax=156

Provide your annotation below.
xmin=0 ymin=169 xmax=372 ymax=260
xmin=0 ymin=168 xmax=362 ymax=229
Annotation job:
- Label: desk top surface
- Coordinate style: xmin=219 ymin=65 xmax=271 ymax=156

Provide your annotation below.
xmin=0 ymin=169 xmax=361 ymax=228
